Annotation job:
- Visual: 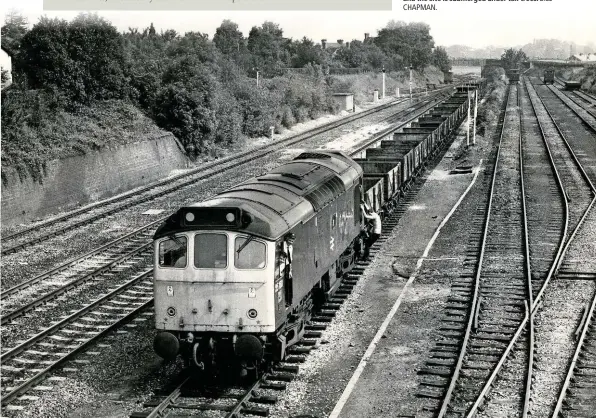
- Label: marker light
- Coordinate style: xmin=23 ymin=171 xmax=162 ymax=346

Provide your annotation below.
xmin=185 ymin=212 xmax=195 ymax=222
xmin=226 ymin=212 xmax=236 ymax=222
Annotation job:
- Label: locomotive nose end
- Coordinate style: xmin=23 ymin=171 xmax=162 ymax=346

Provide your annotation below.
xmin=235 ymin=334 xmax=264 ymax=360
xmin=154 ymin=331 xmax=179 ymax=360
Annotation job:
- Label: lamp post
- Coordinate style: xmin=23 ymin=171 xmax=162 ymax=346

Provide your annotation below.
xmin=254 ymin=67 xmax=260 ymax=87
xmin=409 ymin=65 xmax=413 ymax=100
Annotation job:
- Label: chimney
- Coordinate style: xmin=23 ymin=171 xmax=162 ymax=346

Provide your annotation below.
xmin=321 ymin=39 xmax=327 ymax=49
xmin=364 ymin=33 xmax=369 ymax=40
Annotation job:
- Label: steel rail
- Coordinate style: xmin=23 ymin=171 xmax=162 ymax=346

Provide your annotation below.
xmin=545 ymin=84 xmax=596 ymax=134
xmin=144 ymin=376 xmax=191 ymax=418
xmin=0 ymin=269 xmax=152 ymax=363
xmin=522 ymin=77 xmax=570 ymax=311
xmin=0 ymin=270 xmax=153 ymax=407
xmin=551 ymin=288 xmax=596 ymax=417
xmin=1 ymin=220 xmax=159 ymax=300
xmin=518 ymin=80 xmax=535 ymax=418
xmin=0 ymin=241 xmax=152 ymax=326
xmin=436 ymin=84 xmax=513 ymax=418
xmin=224 ymin=378 xmax=263 ymax=418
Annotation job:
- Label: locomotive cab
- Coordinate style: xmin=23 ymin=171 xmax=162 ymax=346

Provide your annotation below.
xmin=152 ymin=206 xmax=285 ymax=372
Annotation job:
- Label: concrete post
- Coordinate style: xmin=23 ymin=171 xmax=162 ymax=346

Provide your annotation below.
xmin=396 ymin=87 xmax=400 ymax=97
xmin=382 ymin=67 xmax=386 ymax=99
xmin=473 ymin=90 xmax=478 ymax=145
xmin=373 ymin=90 xmax=379 ymax=102
xmin=270 ymin=126 xmax=275 ymax=137
xmin=466 ymin=91 xmax=471 ymax=147
xmin=409 ymin=66 xmax=413 ymax=100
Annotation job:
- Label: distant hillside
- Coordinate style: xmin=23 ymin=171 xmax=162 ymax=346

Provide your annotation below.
xmin=521 ymin=39 xmax=593 ymax=59
xmin=446 ymin=39 xmax=594 ymax=59
xmin=445 ymin=44 xmax=508 ymax=59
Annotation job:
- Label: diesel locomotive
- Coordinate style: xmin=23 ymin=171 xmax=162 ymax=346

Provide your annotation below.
xmin=151 ymin=82 xmax=482 ymax=377
xmin=152 ymin=151 xmax=363 ymax=376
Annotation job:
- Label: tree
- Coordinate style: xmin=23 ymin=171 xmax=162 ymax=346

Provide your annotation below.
xmin=213 ymin=20 xmax=244 ymax=54
xmin=374 ymin=22 xmax=434 ymax=70
xmin=247 ymin=21 xmax=290 ymax=74
xmin=289 ymin=37 xmax=323 ymax=68
xmin=334 ymin=40 xmax=389 ymax=71
xmin=1 ymin=10 xmax=28 ymax=53
xmin=432 ymin=46 xmax=451 ymax=72
xmin=501 ymin=48 xmax=528 ymax=70
xmin=17 ymin=14 xmax=126 ymax=105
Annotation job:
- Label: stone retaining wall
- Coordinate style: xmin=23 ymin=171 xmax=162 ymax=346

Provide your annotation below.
xmin=1 ymin=134 xmax=189 ymax=226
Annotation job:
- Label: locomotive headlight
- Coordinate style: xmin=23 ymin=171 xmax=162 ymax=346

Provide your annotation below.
xmin=185 ymin=212 xmax=195 ymax=222
xmin=226 ymin=212 xmax=236 ymax=223
xmin=247 ymin=309 xmax=258 ymax=319
xmin=167 ymin=307 xmax=176 ymax=317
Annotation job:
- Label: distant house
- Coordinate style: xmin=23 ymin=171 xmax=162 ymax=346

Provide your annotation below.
xmin=569 ymin=52 xmax=596 ymax=62
xmin=319 ymin=39 xmax=350 ymax=58
xmin=1 ymin=44 xmax=13 ymax=89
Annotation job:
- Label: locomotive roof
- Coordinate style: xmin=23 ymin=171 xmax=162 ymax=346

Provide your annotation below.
xmin=154 ymin=150 xmax=363 ymax=241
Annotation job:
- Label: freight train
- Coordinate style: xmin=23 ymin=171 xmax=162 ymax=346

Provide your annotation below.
xmin=151 ymin=82 xmax=482 ymax=377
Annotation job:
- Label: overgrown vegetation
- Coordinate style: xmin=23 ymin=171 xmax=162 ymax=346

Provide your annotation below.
xmin=2 ymin=13 xmax=452 ymax=184
xmin=475 ymin=67 xmax=507 ymax=137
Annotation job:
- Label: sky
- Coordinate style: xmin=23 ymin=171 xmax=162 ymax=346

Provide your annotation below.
xmin=1 ymin=0 xmax=595 ymax=49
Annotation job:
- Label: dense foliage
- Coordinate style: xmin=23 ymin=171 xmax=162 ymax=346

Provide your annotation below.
xmin=500 ymin=48 xmax=529 ymax=70
xmin=2 ymin=14 xmax=450 ymax=183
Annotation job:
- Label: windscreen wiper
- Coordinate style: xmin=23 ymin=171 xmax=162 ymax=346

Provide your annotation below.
xmin=236 ymin=235 xmax=255 ymax=254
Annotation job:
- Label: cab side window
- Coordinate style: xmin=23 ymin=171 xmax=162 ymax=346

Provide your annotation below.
xmin=235 ymin=237 xmax=266 ymax=269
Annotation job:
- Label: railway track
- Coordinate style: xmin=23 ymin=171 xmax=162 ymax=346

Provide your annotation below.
xmin=0 ymin=270 xmax=154 ymax=409
xmin=0 ymin=224 xmax=156 ymax=327
xmin=552 ymin=274 xmax=596 ymax=418
xmin=0 ymin=86 xmax=472 ymax=413
xmin=433 ymin=84 xmax=533 ymax=417
xmin=551 ymin=77 xmax=596 ymax=120
xmin=0 ymin=86 xmax=458 ymax=257
xmin=461 ymin=78 xmax=596 ymax=417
